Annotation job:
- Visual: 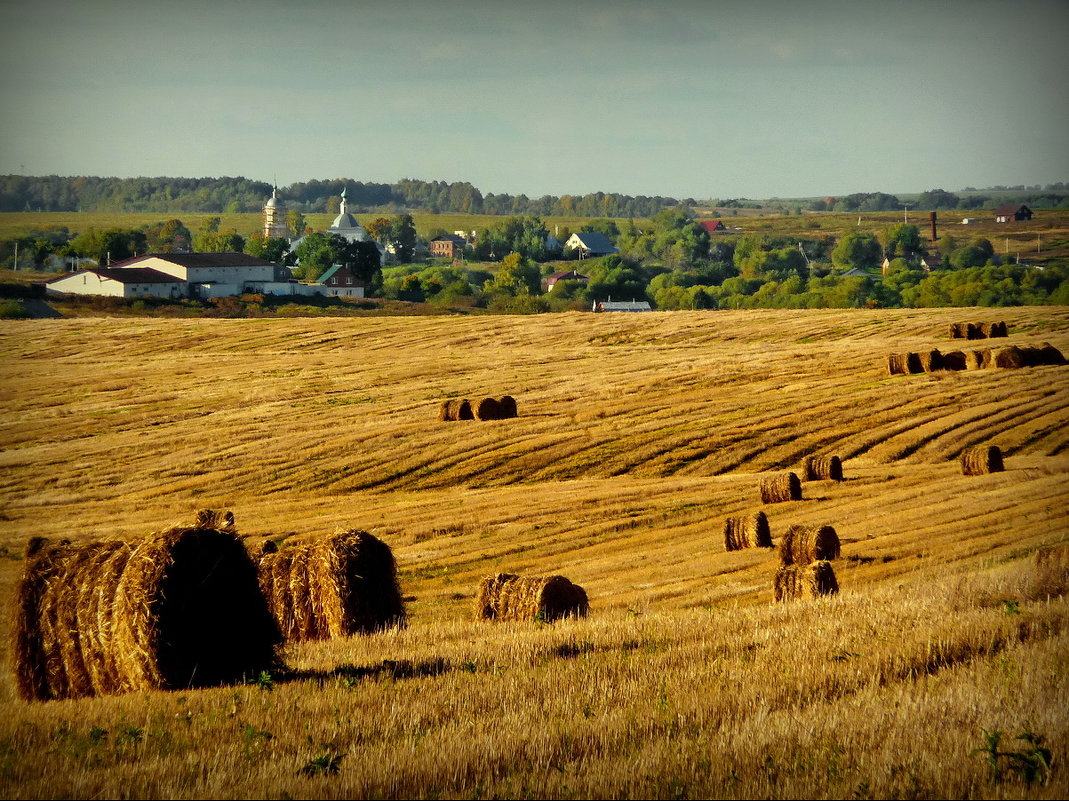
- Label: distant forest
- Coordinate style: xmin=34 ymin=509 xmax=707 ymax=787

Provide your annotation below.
xmin=1 ymin=175 xmax=1067 ymax=217
xmin=0 ymin=175 xmax=685 ymax=218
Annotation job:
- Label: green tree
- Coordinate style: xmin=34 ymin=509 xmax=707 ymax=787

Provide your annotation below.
xmin=243 ymin=233 xmax=289 ymax=262
xmin=286 ymin=210 xmax=307 ymax=238
xmin=831 ymin=231 xmax=881 ymax=273
xmin=880 ymin=224 xmax=922 ymax=260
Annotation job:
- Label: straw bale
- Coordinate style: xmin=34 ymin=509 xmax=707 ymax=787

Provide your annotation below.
xmin=12 ymin=524 xmax=279 ymax=702
xmin=979 ymin=348 xmax=994 ymax=369
xmin=964 ymin=350 xmax=984 ymax=370
xmin=886 ymin=353 xmax=909 ymax=375
xmin=498 ymin=395 xmax=518 ymax=419
xmin=942 ymin=350 xmax=967 ymax=371
xmin=993 ymin=346 xmax=1025 ymax=368
xmin=1035 ymin=543 xmax=1069 ymax=571
xmin=760 ymin=472 xmax=802 ymax=504
xmin=802 ymin=455 xmax=843 ymax=481
xmin=949 ymin=323 xmax=964 ymax=339
xmin=474 ymin=573 xmax=588 ymax=622
xmin=256 ymin=530 xmax=406 ymax=642
xmin=992 ymin=321 xmax=1008 ymax=337
xmin=774 ymin=561 xmax=839 ymax=601
xmin=1031 ymin=343 xmax=1066 ymax=366
xmin=724 ymin=511 xmax=772 ymax=551
xmin=439 ymin=398 xmax=475 ymax=421
xmin=960 ymin=445 xmax=1004 ymax=476
xmin=978 ymin=322 xmax=993 ymax=338
xmin=474 ymin=397 xmax=502 ymax=420
xmin=778 ymin=524 xmax=841 ymax=566
xmin=965 ymin=322 xmax=982 ymax=340
xmin=905 ymin=352 xmax=924 ymax=374
xmin=918 ymin=349 xmax=944 ymax=372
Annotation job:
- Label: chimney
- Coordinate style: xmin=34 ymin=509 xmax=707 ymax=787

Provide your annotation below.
xmin=929 ymin=211 xmax=938 ymax=243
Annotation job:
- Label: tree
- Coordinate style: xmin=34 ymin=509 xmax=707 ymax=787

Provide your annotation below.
xmin=831 ymin=231 xmax=881 ymax=273
xmin=880 ymin=224 xmax=922 ymax=260
xmin=142 ymin=219 xmax=191 ymax=253
xmin=243 ymin=233 xmax=289 ymax=262
xmin=387 ymin=214 xmax=417 ymax=263
xmin=286 ymin=210 xmax=307 ymax=238
xmin=366 ymin=217 xmax=392 ymax=244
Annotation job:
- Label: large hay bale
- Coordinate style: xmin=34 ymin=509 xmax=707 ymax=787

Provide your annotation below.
xmin=474 ymin=397 xmax=502 ymax=420
xmin=440 ymin=398 xmax=475 ymax=421
xmin=942 ymin=350 xmax=967 ymax=371
xmin=497 ymin=395 xmax=518 ymax=419
xmin=778 ymin=524 xmax=841 ymax=566
xmin=964 ymin=350 xmax=985 ymax=370
xmin=801 ymin=455 xmax=843 ymax=481
xmin=256 ymin=530 xmax=405 ymax=642
xmin=774 ymin=561 xmax=839 ymax=601
xmin=978 ymin=348 xmax=994 ymax=369
xmin=993 ymin=346 xmax=1025 ymax=368
xmin=760 ymin=472 xmax=802 ymax=503
xmin=991 ymin=321 xmax=1008 ymax=338
xmin=965 ymin=322 xmax=982 ymax=340
xmin=474 ymin=573 xmax=588 ymax=622
xmin=949 ymin=323 xmax=965 ymax=339
xmin=12 ymin=524 xmax=280 ymax=702
xmin=1011 ymin=343 xmax=1066 ymax=367
xmin=918 ymin=349 xmax=944 ymax=372
xmin=960 ymin=445 xmax=1004 ymax=476
xmin=723 ymin=511 xmax=772 ymax=551
xmin=886 ymin=353 xmax=909 ymax=375
xmin=905 ymin=352 xmax=924 ymax=374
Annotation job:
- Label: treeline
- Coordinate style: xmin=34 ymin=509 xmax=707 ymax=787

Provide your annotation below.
xmin=809 ymin=188 xmax=1069 ymax=212
xmin=0 ymin=175 xmax=683 ymax=218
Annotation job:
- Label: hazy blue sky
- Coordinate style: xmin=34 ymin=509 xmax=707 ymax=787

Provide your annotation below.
xmin=1 ymin=0 xmax=1066 ymax=200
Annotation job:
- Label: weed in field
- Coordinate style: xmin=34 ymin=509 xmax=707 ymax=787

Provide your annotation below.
xmin=298 ymin=749 xmax=345 ymax=777
xmin=971 ymin=729 xmax=1052 ymax=785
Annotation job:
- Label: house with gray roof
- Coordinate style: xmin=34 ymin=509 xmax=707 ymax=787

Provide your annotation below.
xmin=564 ymin=232 xmax=619 ymax=259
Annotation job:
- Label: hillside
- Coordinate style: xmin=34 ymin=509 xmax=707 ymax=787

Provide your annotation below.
xmin=0 ymin=308 xmax=1066 ymax=798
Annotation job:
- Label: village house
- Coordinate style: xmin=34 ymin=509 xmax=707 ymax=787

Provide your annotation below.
xmin=699 ymin=219 xmax=726 ymax=233
xmin=430 ymin=233 xmax=467 ymax=259
xmin=564 ymin=232 xmax=619 ymax=259
xmin=592 ymin=299 xmax=652 ymax=312
xmin=314 ymin=264 xmax=366 ymax=298
xmin=546 ymin=269 xmax=588 ymax=292
xmin=994 ymin=204 xmax=1033 ymax=223
xmin=46 ymin=252 xmax=294 ymax=299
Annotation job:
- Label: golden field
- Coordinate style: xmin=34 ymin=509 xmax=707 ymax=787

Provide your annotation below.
xmin=0 ymin=307 xmax=1067 ymax=798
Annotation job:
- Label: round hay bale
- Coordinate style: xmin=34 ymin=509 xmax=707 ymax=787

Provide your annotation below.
xmin=723 ymin=511 xmax=771 ymax=551
xmin=964 ymin=350 xmax=985 ymax=370
xmin=978 ymin=322 xmax=993 ymax=338
xmin=993 ymin=346 xmax=1025 ymax=368
xmin=474 ymin=573 xmax=588 ymax=622
xmin=886 ymin=353 xmax=909 ymax=376
xmin=978 ymin=348 xmax=994 ymax=369
xmin=992 ymin=321 xmax=1008 ymax=338
xmin=255 ymin=530 xmax=406 ymax=642
xmin=440 ymin=398 xmax=475 ymax=421
xmin=497 ymin=395 xmax=518 ymax=419
xmin=965 ymin=322 xmax=982 ymax=340
xmin=802 ymin=455 xmax=843 ymax=481
xmin=960 ymin=445 xmax=1004 ymax=476
xmin=778 ymin=524 xmax=840 ymax=566
xmin=1034 ymin=342 xmax=1066 ymax=366
xmin=918 ymin=349 xmax=943 ymax=372
xmin=905 ymin=352 xmax=924 ymax=374
xmin=474 ymin=397 xmax=501 ymax=420
xmin=949 ymin=323 xmax=964 ymax=339
xmin=774 ymin=561 xmax=839 ymax=602
xmin=12 ymin=525 xmax=280 ymax=702
xmin=942 ymin=350 xmax=967 ymax=371
xmin=760 ymin=472 xmax=802 ymax=504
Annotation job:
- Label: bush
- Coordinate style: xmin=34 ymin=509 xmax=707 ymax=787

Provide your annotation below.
xmin=0 ymin=299 xmax=29 ymax=319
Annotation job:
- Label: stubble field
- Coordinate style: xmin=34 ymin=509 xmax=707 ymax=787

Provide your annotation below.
xmin=0 ymin=307 xmax=1067 ymax=798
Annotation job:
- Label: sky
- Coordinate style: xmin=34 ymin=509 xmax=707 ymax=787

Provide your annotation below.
xmin=1 ymin=0 xmax=1066 ymax=200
